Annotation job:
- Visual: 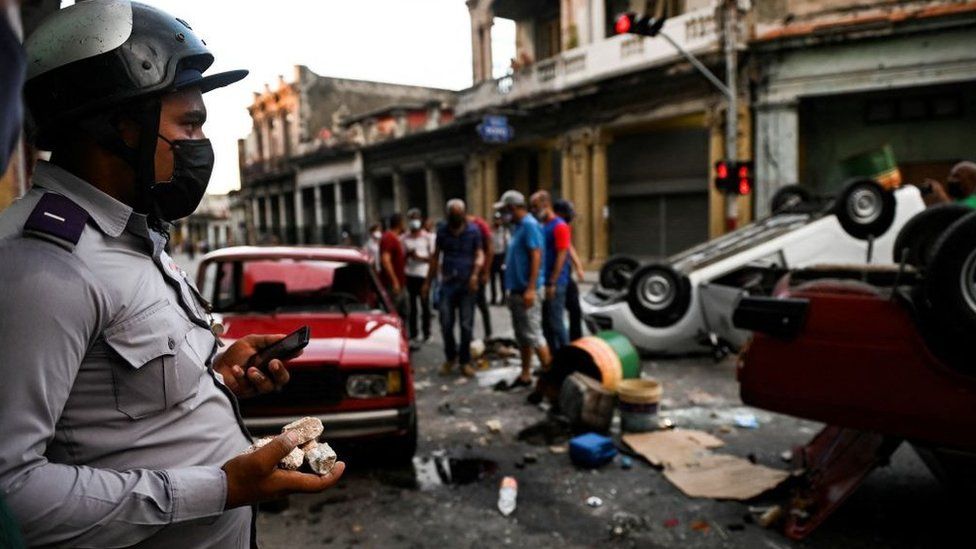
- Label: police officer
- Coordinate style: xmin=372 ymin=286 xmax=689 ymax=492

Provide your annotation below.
xmin=0 ymin=2 xmax=344 ymax=547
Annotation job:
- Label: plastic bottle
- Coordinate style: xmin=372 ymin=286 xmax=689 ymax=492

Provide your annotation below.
xmin=497 ymin=476 xmax=517 ymax=516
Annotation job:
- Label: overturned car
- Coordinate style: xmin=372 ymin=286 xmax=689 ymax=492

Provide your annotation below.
xmin=582 ymin=179 xmax=926 ymax=355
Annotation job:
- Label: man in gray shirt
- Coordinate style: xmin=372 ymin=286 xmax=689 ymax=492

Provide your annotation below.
xmin=0 ymin=2 xmax=344 ymax=547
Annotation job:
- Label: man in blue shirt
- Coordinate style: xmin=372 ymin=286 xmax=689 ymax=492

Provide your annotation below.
xmin=423 ymin=199 xmax=484 ymax=377
xmin=498 ymin=190 xmax=552 ymax=389
xmin=531 ymin=190 xmax=572 ymax=352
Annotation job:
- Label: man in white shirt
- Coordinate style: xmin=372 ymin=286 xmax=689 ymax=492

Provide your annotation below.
xmin=402 ymin=208 xmax=435 ymax=344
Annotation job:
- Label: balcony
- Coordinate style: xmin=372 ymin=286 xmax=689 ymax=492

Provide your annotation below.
xmin=457 ymin=1 xmax=721 ymax=116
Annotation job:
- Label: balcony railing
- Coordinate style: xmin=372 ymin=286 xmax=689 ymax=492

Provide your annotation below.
xmin=457 ymin=2 xmax=720 ymax=116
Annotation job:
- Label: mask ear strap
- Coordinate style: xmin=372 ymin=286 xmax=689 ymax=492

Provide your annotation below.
xmin=133 ymin=99 xmax=162 ymax=224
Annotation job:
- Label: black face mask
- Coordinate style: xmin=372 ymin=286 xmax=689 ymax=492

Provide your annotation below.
xmin=946 ymin=181 xmax=967 ymax=200
xmin=149 ymin=136 xmax=214 ymax=221
xmin=448 ymin=214 xmax=465 ymax=228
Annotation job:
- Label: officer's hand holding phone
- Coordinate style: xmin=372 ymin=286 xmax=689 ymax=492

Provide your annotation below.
xmin=214 ymin=328 xmax=309 ymax=398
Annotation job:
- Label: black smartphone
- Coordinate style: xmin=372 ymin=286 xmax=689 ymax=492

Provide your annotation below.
xmin=246 ymin=326 xmax=310 ymax=374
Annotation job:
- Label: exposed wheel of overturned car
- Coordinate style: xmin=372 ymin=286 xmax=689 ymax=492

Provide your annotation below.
xmin=834 ymin=178 xmax=896 ymax=240
xmin=770 ymin=184 xmax=812 ymax=214
xmin=599 ymin=255 xmax=640 ymax=291
xmin=626 ymin=263 xmax=692 ymax=328
xmin=920 ymin=211 xmax=976 ymax=372
xmin=892 ymin=203 xmax=972 ymax=269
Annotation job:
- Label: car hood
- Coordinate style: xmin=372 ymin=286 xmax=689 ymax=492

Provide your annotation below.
xmin=219 ymin=312 xmax=405 ymax=367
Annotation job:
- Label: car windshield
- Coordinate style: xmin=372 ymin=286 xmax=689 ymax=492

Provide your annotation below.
xmin=202 ymin=257 xmax=386 ymax=314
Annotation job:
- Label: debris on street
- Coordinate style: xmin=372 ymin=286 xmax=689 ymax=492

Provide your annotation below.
xmin=497 ymin=476 xmax=518 ymax=516
xmin=559 ymin=372 xmax=615 ymax=432
xmin=569 ymin=433 xmax=618 ymax=468
xmin=485 ymin=419 xmax=503 ymax=433
xmin=585 ymin=496 xmax=603 ymax=508
xmin=733 ymin=413 xmax=760 ymax=429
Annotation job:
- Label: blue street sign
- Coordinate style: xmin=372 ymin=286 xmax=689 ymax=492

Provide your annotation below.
xmin=477 ymin=115 xmax=514 ymax=144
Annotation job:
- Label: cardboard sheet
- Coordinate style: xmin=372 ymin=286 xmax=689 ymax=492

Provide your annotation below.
xmin=622 ymin=429 xmax=725 ymax=468
xmin=663 ymin=454 xmax=791 ymax=500
xmin=623 ymin=429 xmax=789 ymax=501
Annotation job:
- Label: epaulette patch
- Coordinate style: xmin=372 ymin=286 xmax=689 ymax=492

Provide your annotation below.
xmin=23 ymin=192 xmax=90 ymax=251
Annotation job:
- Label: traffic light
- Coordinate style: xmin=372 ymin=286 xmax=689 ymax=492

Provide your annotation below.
xmin=714 ymin=160 xmax=754 ymax=195
xmin=614 ymin=12 xmax=666 ymax=37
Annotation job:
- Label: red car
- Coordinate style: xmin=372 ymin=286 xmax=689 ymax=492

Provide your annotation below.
xmin=732 ymin=205 xmax=976 ymax=539
xmin=197 ymin=246 xmax=416 ymax=461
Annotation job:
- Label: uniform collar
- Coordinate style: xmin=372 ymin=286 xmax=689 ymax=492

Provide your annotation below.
xmin=32 ymin=161 xmax=133 ymax=238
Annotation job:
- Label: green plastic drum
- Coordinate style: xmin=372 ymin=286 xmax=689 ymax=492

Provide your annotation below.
xmin=595 ymin=330 xmax=640 ymax=379
xmin=840 ymin=144 xmax=902 ymax=190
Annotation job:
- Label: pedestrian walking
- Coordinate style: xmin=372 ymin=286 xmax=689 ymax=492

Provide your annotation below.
xmin=530 ymin=191 xmax=571 ymax=352
xmin=0 ymin=3 xmax=343 ymax=546
xmin=554 ymin=199 xmax=586 ymax=341
xmin=402 ymin=208 xmax=434 ymax=344
xmin=490 ymin=209 xmax=510 ymax=305
xmin=380 ymin=213 xmax=409 ymax=319
xmin=497 ymin=190 xmax=551 ymax=391
xmin=468 ymin=211 xmax=494 ymax=340
xmin=423 ymin=199 xmax=484 ymax=377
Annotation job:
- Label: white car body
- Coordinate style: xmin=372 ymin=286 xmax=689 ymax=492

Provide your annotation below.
xmin=582 ymin=186 xmax=926 ymax=355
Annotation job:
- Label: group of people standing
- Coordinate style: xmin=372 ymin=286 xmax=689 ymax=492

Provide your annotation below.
xmin=364 ymin=190 xmax=585 ymax=396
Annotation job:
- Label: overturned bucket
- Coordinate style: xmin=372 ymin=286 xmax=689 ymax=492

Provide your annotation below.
xmin=616 ymin=378 xmax=662 ymax=433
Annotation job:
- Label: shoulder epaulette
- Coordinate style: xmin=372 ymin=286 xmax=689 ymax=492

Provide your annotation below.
xmin=23 ymin=192 xmax=90 ymax=252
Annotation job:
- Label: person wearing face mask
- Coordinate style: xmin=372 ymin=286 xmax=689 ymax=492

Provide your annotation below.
xmin=489 ymin=207 xmax=510 ymax=305
xmin=0 ymin=3 xmax=346 ymax=547
xmin=529 ymin=190 xmax=571 ymax=353
xmin=401 ymin=208 xmax=434 ymax=345
xmin=920 ymin=162 xmax=976 ymax=208
xmin=423 ymin=199 xmax=484 ymax=377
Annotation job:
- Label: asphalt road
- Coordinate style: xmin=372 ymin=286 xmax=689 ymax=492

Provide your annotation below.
xmin=249 ymin=301 xmax=959 ymax=549
xmin=171 ymin=253 xmax=960 ymax=548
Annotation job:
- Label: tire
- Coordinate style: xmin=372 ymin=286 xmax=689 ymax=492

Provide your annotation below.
xmin=387 ymin=410 xmax=418 ymax=464
xmin=626 ymin=263 xmax=692 ymax=328
xmin=922 ymin=211 xmax=976 ymax=371
xmin=599 ymin=255 xmax=640 ymax=291
xmin=834 ymin=178 xmax=896 ymax=240
xmin=892 ymin=204 xmax=971 ymax=268
xmin=770 ymin=184 xmax=811 ymax=213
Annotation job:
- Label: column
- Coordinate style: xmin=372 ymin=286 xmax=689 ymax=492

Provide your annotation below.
xmin=590 ymin=130 xmax=611 ymax=266
xmin=425 ymin=167 xmax=443 ymax=221
xmin=294 ymin=188 xmax=305 ymax=244
xmin=250 ymin=197 xmax=261 ymax=232
xmin=277 ymin=192 xmax=288 ymax=242
xmin=755 ymin=102 xmax=799 ymax=219
xmin=312 ymin=185 xmax=324 ymax=244
xmin=538 ymin=148 xmax=554 ymax=191
xmin=483 ymin=152 xmax=499 ymax=219
xmin=559 ymin=137 xmax=572 ymax=202
xmin=570 ymin=136 xmax=592 ymax=264
xmin=735 ymin=101 xmax=754 ymax=227
xmin=465 ymin=155 xmax=484 ymax=219
xmin=333 ymin=183 xmax=344 ymax=231
xmin=356 ymin=174 xmax=367 ymax=234
xmin=263 ymin=193 xmax=274 ymax=237
xmin=392 ymin=171 xmax=408 ymax=214
xmin=363 ymin=177 xmax=380 ymax=227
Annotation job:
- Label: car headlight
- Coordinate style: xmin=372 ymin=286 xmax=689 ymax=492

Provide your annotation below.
xmin=346 ymin=373 xmax=400 ymax=399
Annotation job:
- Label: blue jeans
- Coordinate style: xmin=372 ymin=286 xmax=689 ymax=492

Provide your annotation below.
xmin=542 ymin=286 xmax=569 ymax=352
xmin=439 ymin=281 xmax=476 ymax=365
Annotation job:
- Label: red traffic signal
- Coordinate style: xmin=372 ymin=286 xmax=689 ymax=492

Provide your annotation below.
xmin=614 ymin=12 xmax=665 ymax=37
xmin=714 ymin=160 xmax=753 ymax=195
xmin=614 ymin=13 xmax=634 ymax=35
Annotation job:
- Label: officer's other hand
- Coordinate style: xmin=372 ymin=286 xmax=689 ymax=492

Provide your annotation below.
xmin=223 ymin=432 xmax=345 ymax=509
xmin=215 ymin=334 xmax=295 ymax=398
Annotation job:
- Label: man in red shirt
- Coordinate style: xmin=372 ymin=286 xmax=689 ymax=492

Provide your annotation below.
xmin=467 ymin=213 xmax=494 ymax=341
xmin=380 ymin=213 xmax=409 ymax=319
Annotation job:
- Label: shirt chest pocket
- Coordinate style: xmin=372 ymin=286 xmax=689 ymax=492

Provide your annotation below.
xmin=104 ymin=301 xmax=204 ymax=420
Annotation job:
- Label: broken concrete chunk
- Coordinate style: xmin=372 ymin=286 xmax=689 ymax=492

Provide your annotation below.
xmin=279 ymin=446 xmax=305 ymax=470
xmin=304 ymin=441 xmax=338 ymax=475
xmin=282 ymin=416 xmax=324 ymax=445
xmin=244 ymin=436 xmax=273 ymax=454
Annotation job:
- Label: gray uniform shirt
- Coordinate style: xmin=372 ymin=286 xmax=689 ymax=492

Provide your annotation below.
xmin=0 ymin=162 xmax=252 ymax=548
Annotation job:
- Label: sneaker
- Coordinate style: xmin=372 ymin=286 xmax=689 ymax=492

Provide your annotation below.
xmin=439 ymin=361 xmax=456 ymax=376
xmin=461 ymin=364 xmax=477 ymax=377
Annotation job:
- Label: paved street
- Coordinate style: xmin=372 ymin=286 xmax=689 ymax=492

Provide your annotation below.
xmin=240 ymin=288 xmax=961 ymax=549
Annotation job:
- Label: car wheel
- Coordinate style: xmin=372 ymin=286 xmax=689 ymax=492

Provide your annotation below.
xmin=921 ymin=211 xmax=976 ymax=371
xmin=387 ymin=412 xmax=418 ymax=464
xmin=770 ymin=184 xmax=811 ymax=213
xmin=892 ymin=204 xmax=972 ymax=268
xmin=599 ymin=256 xmax=640 ymax=291
xmin=626 ymin=264 xmax=692 ymax=328
xmin=834 ymin=178 xmax=896 ymax=240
